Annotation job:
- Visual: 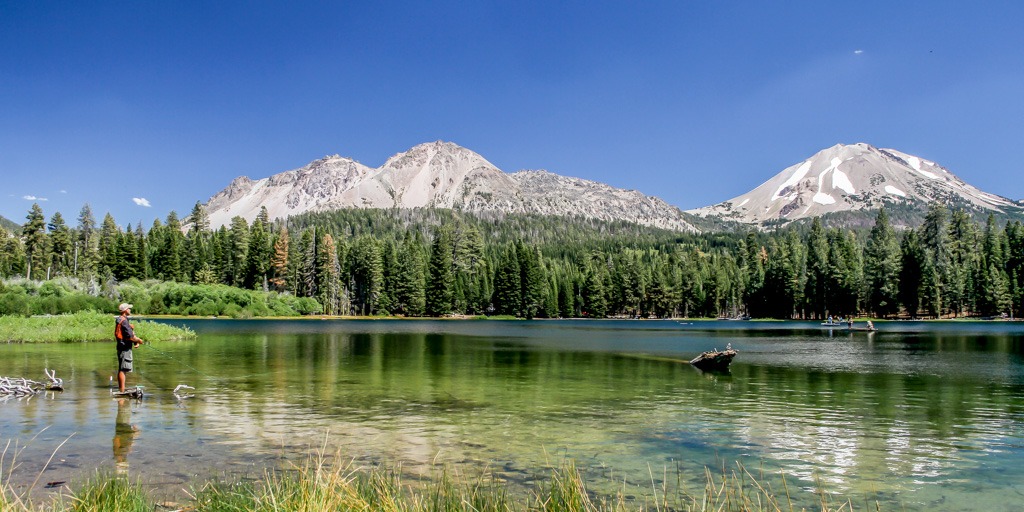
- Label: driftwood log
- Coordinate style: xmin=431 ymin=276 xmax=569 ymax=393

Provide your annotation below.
xmin=689 ymin=347 xmax=738 ymax=371
xmin=0 ymin=369 xmax=64 ymax=399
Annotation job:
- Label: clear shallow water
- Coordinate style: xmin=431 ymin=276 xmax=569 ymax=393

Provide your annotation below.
xmin=1 ymin=319 xmax=1023 ymax=510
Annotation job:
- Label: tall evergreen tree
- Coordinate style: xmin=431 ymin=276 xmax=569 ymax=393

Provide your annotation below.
xmin=426 ymin=225 xmax=455 ymax=316
xmin=350 ymin=236 xmax=384 ymax=315
xmin=899 ymin=230 xmax=925 ymax=318
xmin=22 ymin=203 xmax=46 ymax=279
xmin=803 ymin=218 xmax=829 ymax=318
xmin=47 ymin=212 xmax=73 ymax=277
xmin=0 ymin=227 xmax=26 ymax=277
xmin=864 ymin=208 xmax=902 ymax=317
xmin=761 ymin=238 xmax=797 ymax=318
xmin=920 ymin=203 xmax=950 ymax=316
xmin=297 ymin=228 xmax=317 ymax=298
xmin=226 ymin=216 xmax=250 ymax=286
xmin=98 ymin=213 xmax=120 ymax=277
xmin=581 ymin=263 xmax=609 ymax=317
xmin=492 ymin=244 xmax=522 ymax=316
xmin=188 ymin=201 xmax=210 ymax=232
xmin=243 ymin=216 xmax=272 ymax=289
xmin=76 ymin=203 xmax=98 ymax=276
xmin=518 ymin=242 xmax=546 ymax=319
xmin=393 ymin=234 xmax=426 ymax=316
xmin=318 ymin=233 xmax=341 ymax=314
xmin=269 ymin=227 xmax=290 ymax=292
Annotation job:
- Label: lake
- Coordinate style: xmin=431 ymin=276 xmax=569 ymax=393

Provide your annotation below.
xmin=1 ymin=319 xmax=1023 ymax=510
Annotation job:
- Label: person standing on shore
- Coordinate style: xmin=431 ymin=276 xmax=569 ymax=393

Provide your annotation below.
xmin=115 ymin=303 xmax=143 ymax=392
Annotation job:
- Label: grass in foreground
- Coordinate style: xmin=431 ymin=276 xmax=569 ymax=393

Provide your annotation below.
xmin=1 ymin=451 xmax=871 ymax=512
xmin=0 ymin=311 xmax=196 ymax=343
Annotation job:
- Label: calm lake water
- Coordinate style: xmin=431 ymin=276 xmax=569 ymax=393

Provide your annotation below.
xmin=2 ymin=319 xmax=1023 ymax=510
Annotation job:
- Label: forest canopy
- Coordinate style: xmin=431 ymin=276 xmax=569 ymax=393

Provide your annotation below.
xmin=2 ymin=202 xmax=1022 ymax=320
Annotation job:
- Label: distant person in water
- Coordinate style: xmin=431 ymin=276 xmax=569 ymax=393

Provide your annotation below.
xmin=115 ymin=303 xmax=143 ymax=392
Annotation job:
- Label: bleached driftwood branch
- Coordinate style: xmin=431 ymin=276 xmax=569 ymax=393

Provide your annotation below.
xmin=0 ymin=369 xmax=64 ymax=398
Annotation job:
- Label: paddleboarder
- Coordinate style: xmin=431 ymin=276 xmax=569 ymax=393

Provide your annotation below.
xmin=115 ymin=303 xmax=144 ymax=392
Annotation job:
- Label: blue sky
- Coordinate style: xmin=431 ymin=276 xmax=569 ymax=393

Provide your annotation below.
xmin=2 ymin=1 xmax=1023 ymax=228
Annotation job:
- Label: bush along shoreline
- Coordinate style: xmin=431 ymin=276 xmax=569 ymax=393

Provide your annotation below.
xmin=0 ymin=311 xmax=195 ymax=343
xmin=0 ymin=277 xmax=322 ymax=319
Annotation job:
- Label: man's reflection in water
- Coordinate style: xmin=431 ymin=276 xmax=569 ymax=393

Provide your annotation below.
xmin=112 ymin=398 xmax=139 ymax=475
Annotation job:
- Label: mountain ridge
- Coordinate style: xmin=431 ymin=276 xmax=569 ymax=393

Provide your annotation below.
xmin=205 ymin=141 xmax=701 ymax=232
xmin=204 ymin=141 xmax=1022 ymax=233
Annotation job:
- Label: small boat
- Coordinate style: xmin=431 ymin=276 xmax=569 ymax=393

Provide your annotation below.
xmin=690 ymin=347 xmax=738 ymax=371
xmin=821 ymin=322 xmax=877 ymax=332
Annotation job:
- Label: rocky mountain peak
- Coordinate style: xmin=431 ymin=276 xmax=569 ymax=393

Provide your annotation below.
xmin=205 ymin=142 xmax=699 ymax=232
xmin=690 ymin=143 xmax=1020 ymax=225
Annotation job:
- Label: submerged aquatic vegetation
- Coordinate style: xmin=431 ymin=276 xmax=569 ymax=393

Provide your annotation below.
xmin=1 ymin=436 xmax=870 ymax=512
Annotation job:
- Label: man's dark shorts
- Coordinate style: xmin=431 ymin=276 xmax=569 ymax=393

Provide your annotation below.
xmin=118 ymin=349 xmax=133 ymax=373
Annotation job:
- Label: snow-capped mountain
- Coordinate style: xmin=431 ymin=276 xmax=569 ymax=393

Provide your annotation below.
xmin=690 ymin=143 xmax=1023 ymax=225
xmin=205 ymin=141 xmax=698 ymax=232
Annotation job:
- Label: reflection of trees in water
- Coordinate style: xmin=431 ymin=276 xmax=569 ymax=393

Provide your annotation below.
xmin=166 ymin=330 xmax=1024 ymax=505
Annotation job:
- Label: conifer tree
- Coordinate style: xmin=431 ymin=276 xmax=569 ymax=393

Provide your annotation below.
xmin=244 ymin=216 xmax=272 ymax=289
xmin=76 ymin=204 xmax=98 ymax=276
xmin=426 ymin=225 xmax=455 ymax=316
xmin=188 ymin=201 xmax=210 ymax=232
xmin=920 ymin=203 xmax=950 ymax=316
xmin=227 ymin=216 xmax=250 ymax=287
xmin=22 ymin=203 xmax=46 ymax=279
xmin=393 ymin=234 xmax=426 ymax=316
xmin=98 ymin=213 xmax=120 ymax=277
xmin=803 ymin=218 xmax=829 ymax=318
xmin=492 ymin=244 xmax=521 ymax=316
xmin=297 ymin=228 xmax=317 ymax=298
xmin=47 ymin=212 xmax=73 ymax=277
xmin=864 ymin=208 xmax=902 ymax=317
xmin=134 ymin=223 xmax=149 ymax=279
xmin=350 ymin=236 xmax=384 ymax=315
xmin=269 ymin=227 xmax=290 ymax=292
xmin=517 ymin=242 xmax=546 ymax=319
xmin=0 ymin=227 xmax=26 ymax=277
xmin=899 ymin=230 xmax=925 ymax=318
xmin=581 ymin=263 xmax=608 ymax=317
xmin=318 ymin=232 xmax=341 ymax=314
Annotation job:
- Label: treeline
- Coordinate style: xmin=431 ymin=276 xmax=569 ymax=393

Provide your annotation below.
xmin=1 ymin=201 xmax=1022 ymax=319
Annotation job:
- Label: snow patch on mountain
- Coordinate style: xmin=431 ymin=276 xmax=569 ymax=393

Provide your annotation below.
xmin=885 ymin=185 xmax=906 ymax=197
xmin=773 ymin=161 xmax=812 ymax=201
xmin=813 ymin=192 xmax=836 ymax=205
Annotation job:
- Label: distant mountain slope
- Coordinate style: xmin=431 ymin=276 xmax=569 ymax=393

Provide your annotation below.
xmin=0 ymin=214 xmax=18 ymax=233
xmin=690 ymin=143 xmax=1024 ymax=226
xmin=205 ymin=141 xmax=699 ymax=232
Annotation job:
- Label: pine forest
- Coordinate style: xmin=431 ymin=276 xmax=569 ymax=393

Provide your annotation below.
xmin=2 ymin=201 xmax=1023 ymax=320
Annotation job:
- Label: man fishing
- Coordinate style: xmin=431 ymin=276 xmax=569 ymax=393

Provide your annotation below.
xmin=115 ymin=303 xmax=144 ymax=392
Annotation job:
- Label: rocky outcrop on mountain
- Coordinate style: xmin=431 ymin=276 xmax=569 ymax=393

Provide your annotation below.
xmin=205 ymin=141 xmax=699 ymax=232
xmin=689 ymin=143 xmax=1023 ymax=226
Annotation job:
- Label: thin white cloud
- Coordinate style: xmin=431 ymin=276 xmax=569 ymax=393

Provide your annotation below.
xmin=854 ymin=49 xmax=864 ymax=55
xmin=60 ymin=189 xmax=68 ymax=194
xmin=132 ymin=197 xmax=152 ymax=207
xmin=23 ymin=195 xmax=48 ymax=201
